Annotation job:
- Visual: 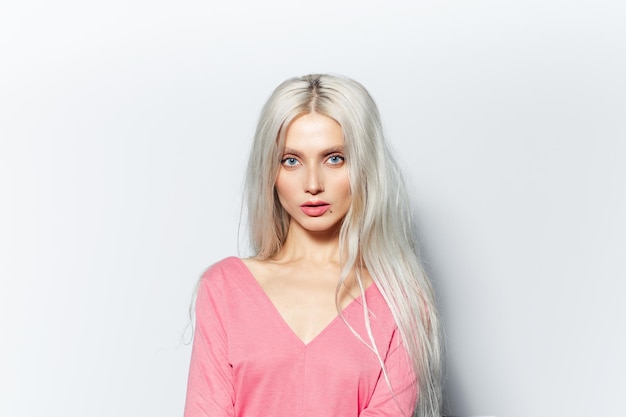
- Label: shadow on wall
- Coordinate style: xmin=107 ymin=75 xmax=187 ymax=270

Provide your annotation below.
xmin=410 ymin=210 xmax=468 ymax=417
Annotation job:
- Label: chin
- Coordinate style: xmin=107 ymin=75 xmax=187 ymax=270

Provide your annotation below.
xmin=301 ymin=220 xmax=343 ymax=234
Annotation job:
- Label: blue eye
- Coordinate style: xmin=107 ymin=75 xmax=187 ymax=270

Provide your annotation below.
xmin=327 ymin=155 xmax=345 ymax=165
xmin=282 ymin=157 xmax=299 ymax=167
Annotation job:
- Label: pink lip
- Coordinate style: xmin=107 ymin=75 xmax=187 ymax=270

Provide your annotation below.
xmin=300 ymin=201 xmax=330 ymax=217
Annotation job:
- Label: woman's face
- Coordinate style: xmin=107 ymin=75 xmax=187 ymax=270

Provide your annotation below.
xmin=275 ymin=112 xmax=351 ymax=235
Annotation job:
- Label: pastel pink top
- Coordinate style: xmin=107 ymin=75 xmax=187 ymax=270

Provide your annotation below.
xmin=184 ymin=257 xmax=417 ymax=417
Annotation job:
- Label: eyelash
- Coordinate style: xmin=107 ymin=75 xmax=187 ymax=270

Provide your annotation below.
xmin=281 ymin=157 xmax=299 ymax=167
xmin=326 ymin=154 xmax=345 ymax=165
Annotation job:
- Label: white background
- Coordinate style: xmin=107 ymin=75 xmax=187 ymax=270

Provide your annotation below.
xmin=1 ymin=1 xmax=624 ymax=416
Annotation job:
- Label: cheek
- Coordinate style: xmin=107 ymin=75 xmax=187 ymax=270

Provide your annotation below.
xmin=331 ymin=174 xmax=352 ymax=208
xmin=274 ymin=173 xmax=296 ymax=203
xmin=338 ymin=174 xmax=351 ymax=197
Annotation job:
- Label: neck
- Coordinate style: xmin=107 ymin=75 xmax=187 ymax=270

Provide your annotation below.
xmin=273 ymin=221 xmax=342 ymax=265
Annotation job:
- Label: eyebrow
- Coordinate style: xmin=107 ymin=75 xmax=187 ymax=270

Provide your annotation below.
xmin=282 ymin=146 xmax=345 ymax=156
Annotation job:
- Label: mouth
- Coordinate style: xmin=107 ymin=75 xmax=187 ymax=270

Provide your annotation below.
xmin=300 ymin=201 xmax=330 ymax=217
xmin=300 ymin=200 xmax=329 ymax=208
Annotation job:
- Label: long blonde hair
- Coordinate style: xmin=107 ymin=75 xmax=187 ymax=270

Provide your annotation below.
xmin=244 ymin=74 xmax=443 ymax=417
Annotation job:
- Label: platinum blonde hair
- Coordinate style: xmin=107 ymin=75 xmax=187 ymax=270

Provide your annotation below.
xmin=244 ymin=74 xmax=443 ymax=417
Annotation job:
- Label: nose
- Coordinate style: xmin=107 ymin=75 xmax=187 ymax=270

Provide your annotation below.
xmin=304 ymin=166 xmax=324 ymax=195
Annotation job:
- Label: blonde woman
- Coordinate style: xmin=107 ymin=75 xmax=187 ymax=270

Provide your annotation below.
xmin=184 ymin=74 xmax=443 ymax=417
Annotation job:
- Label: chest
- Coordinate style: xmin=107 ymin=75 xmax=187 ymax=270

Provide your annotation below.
xmin=253 ymin=267 xmax=365 ymax=345
xmin=225 ymin=297 xmax=389 ymax=413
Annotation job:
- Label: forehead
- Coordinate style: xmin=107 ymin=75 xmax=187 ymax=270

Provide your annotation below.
xmin=283 ymin=113 xmax=344 ymax=151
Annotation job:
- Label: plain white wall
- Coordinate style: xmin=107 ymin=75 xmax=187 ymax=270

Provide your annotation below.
xmin=1 ymin=1 xmax=624 ymax=416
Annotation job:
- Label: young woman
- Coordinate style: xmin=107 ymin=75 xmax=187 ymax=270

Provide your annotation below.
xmin=184 ymin=74 xmax=443 ymax=417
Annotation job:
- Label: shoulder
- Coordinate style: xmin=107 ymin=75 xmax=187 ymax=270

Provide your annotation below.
xmin=202 ymin=256 xmax=243 ymax=277
xmin=198 ymin=256 xmax=252 ymax=290
xmin=195 ymin=257 xmax=257 ymax=311
xmin=237 ymin=257 xmax=279 ymax=286
xmin=366 ymin=284 xmax=398 ymax=327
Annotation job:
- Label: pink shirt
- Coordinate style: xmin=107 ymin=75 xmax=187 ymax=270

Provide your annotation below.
xmin=184 ymin=257 xmax=417 ymax=417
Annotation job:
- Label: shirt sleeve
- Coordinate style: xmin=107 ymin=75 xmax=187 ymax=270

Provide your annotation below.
xmin=359 ymin=329 xmax=418 ymax=417
xmin=183 ymin=268 xmax=235 ymax=417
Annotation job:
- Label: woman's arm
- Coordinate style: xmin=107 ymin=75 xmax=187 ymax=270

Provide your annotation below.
xmin=184 ymin=270 xmax=235 ymax=417
xmin=360 ymin=329 xmax=418 ymax=417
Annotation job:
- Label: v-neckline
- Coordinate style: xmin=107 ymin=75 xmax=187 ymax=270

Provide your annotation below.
xmin=233 ymin=257 xmax=376 ymax=347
